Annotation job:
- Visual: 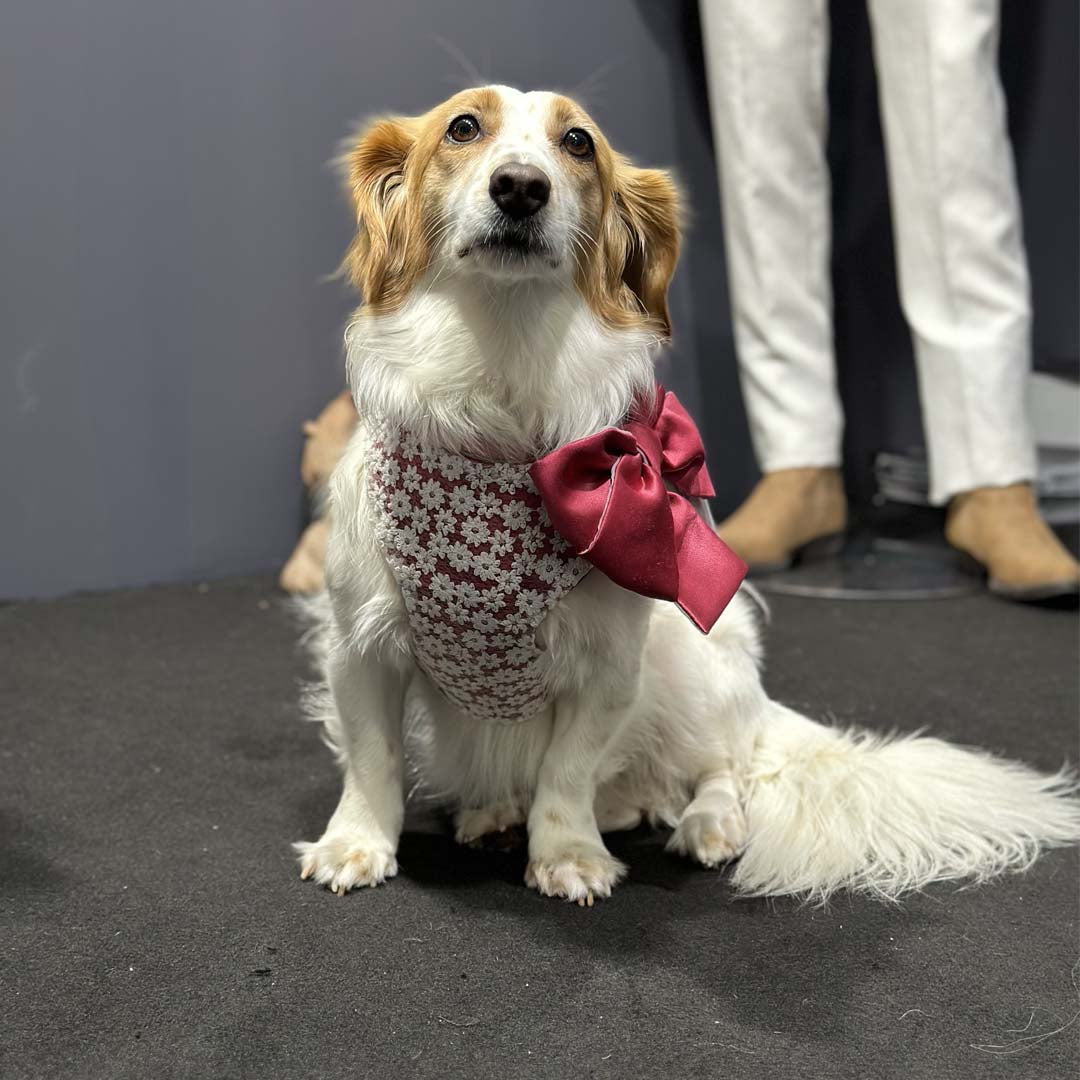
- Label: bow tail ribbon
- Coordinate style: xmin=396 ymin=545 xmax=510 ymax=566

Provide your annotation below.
xmin=666 ymin=495 xmax=747 ymax=632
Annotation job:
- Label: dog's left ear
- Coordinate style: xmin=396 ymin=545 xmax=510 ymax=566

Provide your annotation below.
xmin=610 ymin=161 xmax=681 ymax=337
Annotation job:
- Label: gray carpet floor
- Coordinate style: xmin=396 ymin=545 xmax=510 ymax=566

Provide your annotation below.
xmin=2 ymin=575 xmax=1078 ymax=1078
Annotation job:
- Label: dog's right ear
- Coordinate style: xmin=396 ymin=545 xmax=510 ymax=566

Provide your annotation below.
xmin=338 ymin=116 xmax=423 ymax=308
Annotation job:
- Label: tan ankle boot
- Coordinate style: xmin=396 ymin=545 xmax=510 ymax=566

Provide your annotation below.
xmin=716 ymin=467 xmax=847 ymax=571
xmin=946 ymin=483 xmax=1080 ymax=601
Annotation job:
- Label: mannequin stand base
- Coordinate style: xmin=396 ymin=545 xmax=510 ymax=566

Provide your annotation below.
xmin=752 ymin=533 xmax=983 ymax=601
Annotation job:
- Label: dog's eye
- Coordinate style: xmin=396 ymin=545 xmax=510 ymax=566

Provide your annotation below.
xmin=562 ymin=128 xmax=594 ymax=159
xmin=447 ymin=115 xmax=481 ymax=143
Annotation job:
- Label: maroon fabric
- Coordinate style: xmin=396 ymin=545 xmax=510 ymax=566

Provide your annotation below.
xmin=530 ymin=388 xmax=747 ymax=632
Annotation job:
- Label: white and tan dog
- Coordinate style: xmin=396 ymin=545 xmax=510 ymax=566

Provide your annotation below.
xmin=295 ymin=86 xmax=1078 ymax=905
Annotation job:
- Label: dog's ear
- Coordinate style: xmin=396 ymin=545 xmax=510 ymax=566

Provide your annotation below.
xmin=608 ymin=160 xmax=681 ymax=337
xmin=339 ymin=115 xmax=424 ymax=308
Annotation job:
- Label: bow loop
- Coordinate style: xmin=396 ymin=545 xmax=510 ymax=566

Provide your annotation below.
xmin=633 ymin=388 xmax=716 ymax=498
xmin=530 ymin=386 xmax=746 ymax=633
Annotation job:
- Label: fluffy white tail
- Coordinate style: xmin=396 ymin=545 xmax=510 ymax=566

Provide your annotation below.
xmin=733 ymin=705 xmax=1080 ymax=903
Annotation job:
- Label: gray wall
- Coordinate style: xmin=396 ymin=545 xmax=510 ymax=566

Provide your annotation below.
xmin=0 ymin=0 xmax=742 ymax=600
xmin=2 ymin=1 xmax=1076 ymax=599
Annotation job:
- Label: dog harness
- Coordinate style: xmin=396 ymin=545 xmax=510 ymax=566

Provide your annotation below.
xmin=365 ymin=389 xmax=747 ymax=726
xmin=366 ymin=425 xmax=592 ymax=724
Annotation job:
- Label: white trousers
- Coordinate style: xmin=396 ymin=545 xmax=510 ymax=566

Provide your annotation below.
xmin=700 ymin=0 xmax=1036 ymax=504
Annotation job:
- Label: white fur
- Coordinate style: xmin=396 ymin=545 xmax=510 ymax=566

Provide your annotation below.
xmin=295 ymin=87 xmax=1079 ymax=903
xmin=438 ymin=88 xmax=590 ymax=285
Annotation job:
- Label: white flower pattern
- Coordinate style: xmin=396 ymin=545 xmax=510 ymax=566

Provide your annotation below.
xmin=367 ymin=423 xmax=592 ymax=724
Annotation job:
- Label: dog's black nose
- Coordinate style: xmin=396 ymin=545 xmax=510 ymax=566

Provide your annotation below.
xmin=488 ymin=163 xmax=551 ymax=219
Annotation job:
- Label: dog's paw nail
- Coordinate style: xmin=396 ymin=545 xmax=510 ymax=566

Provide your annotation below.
xmin=294 ymin=837 xmax=397 ymax=892
xmin=667 ymin=807 xmax=747 ymax=868
xmin=526 ymin=845 xmax=624 ymax=903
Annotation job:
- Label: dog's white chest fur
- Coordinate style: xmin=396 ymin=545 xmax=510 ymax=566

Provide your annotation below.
xmin=365 ymin=422 xmax=592 ymax=723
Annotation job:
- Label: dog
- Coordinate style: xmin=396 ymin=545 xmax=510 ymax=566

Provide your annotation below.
xmin=294 ymin=85 xmax=1078 ymax=905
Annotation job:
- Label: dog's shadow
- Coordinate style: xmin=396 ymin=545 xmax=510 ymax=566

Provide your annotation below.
xmin=393 ymin=807 xmax=727 ymax=897
xmin=396 ymin=824 xmax=528 ymax=890
xmin=295 ymin=790 xmax=740 ymax=898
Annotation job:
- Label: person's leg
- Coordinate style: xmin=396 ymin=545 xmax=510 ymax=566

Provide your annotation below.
xmin=699 ymin=0 xmax=847 ymax=567
xmin=868 ymin=0 xmax=1077 ymax=595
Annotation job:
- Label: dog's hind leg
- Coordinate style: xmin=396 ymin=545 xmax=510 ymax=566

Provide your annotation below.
xmin=454 ymin=800 xmax=526 ymax=847
xmin=666 ymin=766 xmax=748 ymax=868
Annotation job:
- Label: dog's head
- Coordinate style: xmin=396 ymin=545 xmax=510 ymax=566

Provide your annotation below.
xmin=340 ymin=85 xmax=681 ymax=337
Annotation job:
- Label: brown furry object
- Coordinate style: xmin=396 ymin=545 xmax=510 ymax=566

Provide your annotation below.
xmin=280 ymin=391 xmax=357 ymax=594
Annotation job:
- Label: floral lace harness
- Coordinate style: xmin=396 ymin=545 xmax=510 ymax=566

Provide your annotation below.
xmin=366 ymin=424 xmax=592 ymax=724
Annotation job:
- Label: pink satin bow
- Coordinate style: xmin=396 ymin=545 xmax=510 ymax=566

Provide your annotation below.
xmin=530 ymin=387 xmax=748 ymax=633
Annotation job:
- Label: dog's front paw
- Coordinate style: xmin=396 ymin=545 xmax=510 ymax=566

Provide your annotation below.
xmin=666 ymin=805 xmax=747 ymax=868
xmin=293 ymin=834 xmax=398 ymax=894
xmin=454 ymin=802 xmax=525 ymax=848
xmin=525 ymin=839 xmax=626 ymax=906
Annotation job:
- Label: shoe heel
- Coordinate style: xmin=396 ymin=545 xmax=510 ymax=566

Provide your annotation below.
xmin=745 ymin=531 xmax=845 ymax=575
